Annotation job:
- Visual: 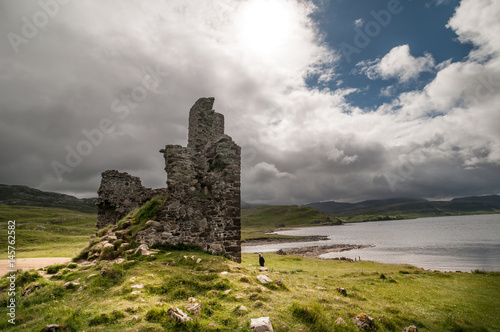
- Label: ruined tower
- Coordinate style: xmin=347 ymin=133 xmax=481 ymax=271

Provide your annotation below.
xmin=96 ymin=97 xmax=241 ymax=262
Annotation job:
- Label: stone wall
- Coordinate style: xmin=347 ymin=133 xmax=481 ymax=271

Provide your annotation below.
xmin=97 ymin=97 xmax=241 ymax=262
xmin=96 ymin=170 xmax=167 ymax=229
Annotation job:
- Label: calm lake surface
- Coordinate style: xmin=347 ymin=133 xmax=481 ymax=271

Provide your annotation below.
xmin=243 ymin=214 xmax=500 ymax=272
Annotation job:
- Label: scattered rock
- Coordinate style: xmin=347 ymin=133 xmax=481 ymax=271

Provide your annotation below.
xmin=63 ymin=280 xmax=80 ymax=289
xmin=111 ymin=257 xmax=124 ymax=264
xmin=135 ymin=244 xmax=153 ymax=255
xmin=146 ymin=220 xmax=162 ymax=229
xmin=353 ymin=313 xmax=375 ymax=330
xmin=185 ymin=297 xmax=201 ymax=315
xmin=22 ymin=283 xmax=42 ymax=296
xmin=274 ymin=280 xmax=283 ymax=287
xmin=403 ymin=326 xmax=418 ymax=332
xmin=333 ymin=256 xmax=354 ymax=262
xmin=250 ymin=316 xmax=274 ymax=332
xmin=259 ymin=267 xmax=268 ymax=272
xmin=120 ymin=242 xmax=130 ymax=248
xmin=104 ymin=234 xmax=118 ymax=243
xmin=94 ymin=241 xmax=106 ymax=250
xmin=224 ymin=289 xmax=232 ymax=294
xmin=100 ymin=267 xmax=110 ymax=277
xmin=86 ymin=273 xmax=98 ymax=279
xmin=275 ymin=249 xmax=286 ymax=255
xmin=115 ymin=229 xmax=128 ymax=238
xmin=196 ymin=258 xmax=202 ymax=263
xmin=129 ymin=277 xmax=136 ymax=282
xmin=42 ymin=324 xmax=63 ymax=331
xmin=336 ymin=287 xmax=347 ymax=296
xmin=130 ymin=291 xmax=142 ymax=295
xmin=168 ymin=307 xmax=191 ymax=324
xmin=131 ymin=284 xmax=144 ymax=289
xmin=315 ymin=286 xmax=326 ymax=290
xmin=236 ymin=305 xmax=248 ymax=313
xmin=335 ymin=317 xmax=346 ymax=325
xmin=235 ymin=294 xmax=244 ymax=299
xmin=257 ymin=275 xmax=273 ymax=284
xmin=220 ymin=271 xmax=228 ymax=275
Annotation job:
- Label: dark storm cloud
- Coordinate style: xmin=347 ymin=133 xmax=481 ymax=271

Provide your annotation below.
xmin=0 ymin=0 xmax=499 ymax=204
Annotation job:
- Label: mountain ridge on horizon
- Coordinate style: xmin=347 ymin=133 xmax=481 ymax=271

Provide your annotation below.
xmin=0 ymin=183 xmax=499 ymax=217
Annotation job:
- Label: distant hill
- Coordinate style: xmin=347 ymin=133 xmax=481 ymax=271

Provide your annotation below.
xmin=2 ymin=183 xmax=498 ymax=221
xmin=0 ymin=184 xmax=97 ymax=214
xmin=306 ymin=195 xmax=500 ymax=220
xmin=306 ymin=197 xmax=424 ymax=214
xmin=452 ymin=195 xmax=500 ymax=203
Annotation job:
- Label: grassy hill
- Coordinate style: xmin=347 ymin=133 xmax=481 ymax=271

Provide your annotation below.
xmin=241 ymin=205 xmax=334 ymax=241
xmin=337 ymin=199 xmax=500 ymax=222
xmin=0 ymin=250 xmax=498 ymax=331
xmin=0 ymin=184 xmax=97 ymax=214
xmin=0 ymin=205 xmax=96 ymax=259
xmin=306 ymin=195 xmax=500 ymax=222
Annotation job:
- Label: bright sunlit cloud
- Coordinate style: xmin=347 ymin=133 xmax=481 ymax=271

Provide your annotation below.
xmin=236 ymin=0 xmax=299 ymax=57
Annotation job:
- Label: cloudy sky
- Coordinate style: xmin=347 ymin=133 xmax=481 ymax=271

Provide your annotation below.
xmin=1 ymin=0 xmax=499 ymax=204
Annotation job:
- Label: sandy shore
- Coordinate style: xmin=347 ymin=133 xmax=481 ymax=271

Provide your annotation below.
xmin=0 ymin=257 xmax=71 ymax=276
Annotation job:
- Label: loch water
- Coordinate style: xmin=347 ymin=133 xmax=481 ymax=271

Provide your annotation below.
xmin=242 ymin=214 xmax=500 ymax=272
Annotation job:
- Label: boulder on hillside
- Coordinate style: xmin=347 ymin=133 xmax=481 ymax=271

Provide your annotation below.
xmin=185 ymin=297 xmax=201 ymax=315
xmin=42 ymin=324 xmax=63 ymax=332
xmin=353 ymin=313 xmax=375 ymax=330
xmin=168 ymin=307 xmax=191 ymax=324
xmin=257 ymin=275 xmax=273 ymax=284
xmin=250 ymin=316 xmax=274 ymax=332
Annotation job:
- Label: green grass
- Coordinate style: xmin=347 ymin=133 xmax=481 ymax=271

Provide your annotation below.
xmin=0 ymin=251 xmax=498 ymax=331
xmin=0 ymin=205 xmax=97 ymax=259
xmin=241 ymin=205 xmax=329 ymax=241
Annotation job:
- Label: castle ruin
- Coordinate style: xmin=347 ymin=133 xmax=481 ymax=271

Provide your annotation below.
xmin=96 ymin=97 xmax=241 ymax=262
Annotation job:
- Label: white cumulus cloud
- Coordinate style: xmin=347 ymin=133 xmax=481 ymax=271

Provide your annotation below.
xmin=357 ymin=44 xmax=436 ymax=83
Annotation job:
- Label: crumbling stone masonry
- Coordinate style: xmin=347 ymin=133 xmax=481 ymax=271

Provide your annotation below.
xmin=96 ymin=170 xmax=167 ymax=229
xmin=96 ymin=97 xmax=241 ymax=262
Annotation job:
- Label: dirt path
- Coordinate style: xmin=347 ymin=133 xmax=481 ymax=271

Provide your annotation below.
xmin=0 ymin=257 xmax=71 ymax=276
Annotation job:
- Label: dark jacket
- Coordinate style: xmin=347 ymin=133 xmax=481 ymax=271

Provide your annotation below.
xmin=259 ymin=255 xmax=265 ymax=267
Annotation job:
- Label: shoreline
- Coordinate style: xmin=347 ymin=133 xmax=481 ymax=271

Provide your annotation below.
xmin=279 ymin=244 xmax=372 ymax=259
xmin=242 ymin=235 xmax=372 ymax=259
xmin=242 ymin=235 xmax=329 ymax=245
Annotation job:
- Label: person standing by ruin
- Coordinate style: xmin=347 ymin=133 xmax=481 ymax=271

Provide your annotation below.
xmin=259 ymin=253 xmax=265 ymax=267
